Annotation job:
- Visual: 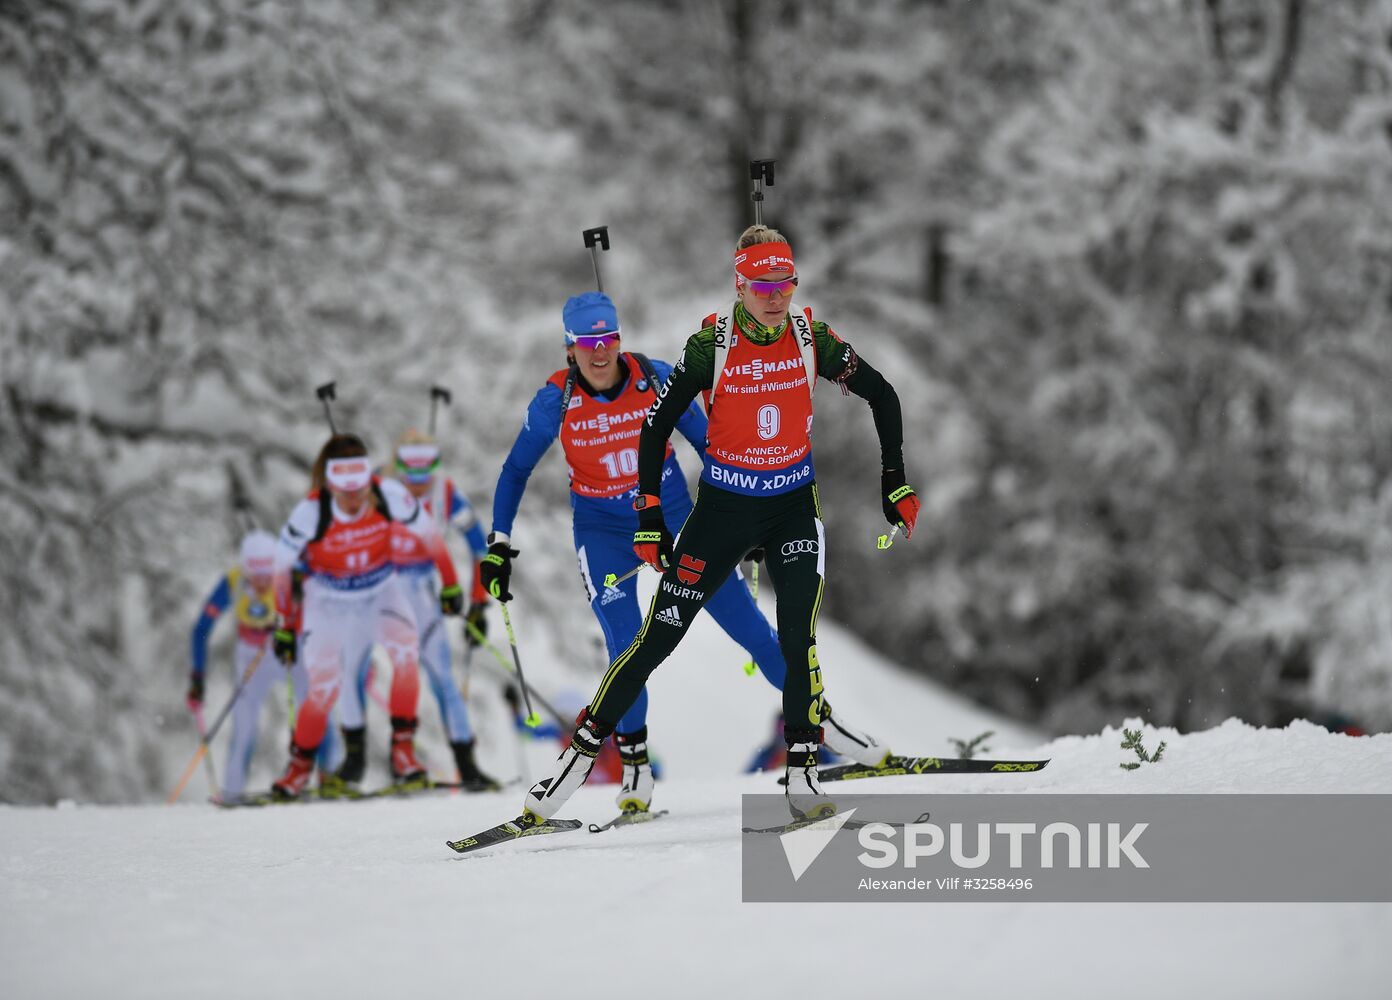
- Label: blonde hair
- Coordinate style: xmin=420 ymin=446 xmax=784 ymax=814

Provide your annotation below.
xmin=394 ymin=427 xmax=435 ymax=451
xmin=736 ymin=224 xmax=789 ymax=251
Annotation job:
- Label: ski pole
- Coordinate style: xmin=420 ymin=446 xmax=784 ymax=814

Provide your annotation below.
xmin=602 ymin=564 xmax=644 ymax=589
xmin=466 ymin=615 xmax=565 ymax=726
xmin=190 ymin=704 xmax=222 ymax=802
xmin=428 ymin=385 xmax=451 ymax=435
xmin=286 ymin=673 xmax=296 ymax=731
xmin=459 ymin=641 xmax=476 ymax=700
xmin=510 ymin=706 xmax=532 ymax=787
xmin=463 ymin=620 xmax=513 ymax=677
xmin=749 ymin=159 xmax=776 ymax=226
xmin=498 ymin=604 xmax=542 ymax=728
xmin=582 ymin=226 xmax=610 ymax=293
xmin=471 ymin=649 xmax=569 ymax=728
xmin=168 ymin=645 xmax=268 ymax=804
xmin=499 ymin=681 xmax=534 ymax=787
xmin=315 ymin=381 xmax=338 ymax=434
xmin=876 ymin=524 xmax=901 ymax=550
xmin=743 ymin=552 xmax=760 ymax=676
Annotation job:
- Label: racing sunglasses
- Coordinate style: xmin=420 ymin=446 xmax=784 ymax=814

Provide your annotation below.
xmin=568 ymin=332 xmax=621 ymax=351
xmin=395 ymin=444 xmax=440 ymax=483
xmin=747 ymin=275 xmax=799 ymax=298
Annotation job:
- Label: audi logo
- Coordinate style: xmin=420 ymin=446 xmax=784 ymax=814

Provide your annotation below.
xmin=781 ymin=539 xmax=819 ymax=556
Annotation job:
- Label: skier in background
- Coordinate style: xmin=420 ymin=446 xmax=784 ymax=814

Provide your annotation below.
xmin=743 ymin=714 xmax=835 ymax=773
xmin=267 ymin=433 xmax=461 ymax=800
xmin=187 ymin=530 xmax=287 ymax=804
xmin=388 ymin=428 xmax=499 ymax=790
xmin=500 ymin=685 xmax=648 ymax=785
xmin=518 ymin=225 xmax=921 ymax=823
xmin=480 ymin=290 xmax=886 ymax=818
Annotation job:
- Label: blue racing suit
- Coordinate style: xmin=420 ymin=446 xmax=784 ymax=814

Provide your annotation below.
xmin=491 ymin=353 xmax=788 ymax=735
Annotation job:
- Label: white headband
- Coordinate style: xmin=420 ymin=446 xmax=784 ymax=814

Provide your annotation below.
xmin=239 ymin=531 xmax=276 ymax=574
xmin=325 ymin=457 xmax=372 ymax=493
xmin=396 ymin=443 xmax=440 ymax=467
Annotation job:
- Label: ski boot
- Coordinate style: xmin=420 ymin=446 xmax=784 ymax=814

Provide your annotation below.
xmin=319 ymin=725 xmax=366 ymax=798
xmin=390 ymin=717 xmax=428 ymax=788
xmin=451 ymin=739 xmax=501 ymax=792
xmin=270 ymin=742 xmax=317 ymax=801
xmin=615 ymin=727 xmax=655 ymax=814
xmin=523 ymin=711 xmax=611 ymax=821
xmin=821 ymin=702 xmax=891 ymax=767
xmin=784 ymin=727 xmax=833 ymax=820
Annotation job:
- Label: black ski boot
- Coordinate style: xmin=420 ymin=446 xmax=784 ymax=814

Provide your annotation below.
xmin=451 ymin=739 xmax=501 ymax=792
xmin=321 ymin=725 xmax=365 ymax=797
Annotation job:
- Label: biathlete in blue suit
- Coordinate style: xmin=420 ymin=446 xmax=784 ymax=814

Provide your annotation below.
xmin=479 ymin=291 xmax=886 ymax=815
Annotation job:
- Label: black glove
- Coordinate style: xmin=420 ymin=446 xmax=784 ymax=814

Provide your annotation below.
xmin=464 ymin=602 xmax=488 ymax=646
xmin=439 ymin=583 xmax=463 ymax=616
xmin=480 ymin=539 xmax=519 ymax=602
xmin=881 ymin=468 xmax=922 ymax=539
xmin=633 ymin=505 xmax=674 ymax=572
xmin=273 ymin=626 xmax=297 ymax=666
xmin=186 ymin=674 xmax=204 ymax=710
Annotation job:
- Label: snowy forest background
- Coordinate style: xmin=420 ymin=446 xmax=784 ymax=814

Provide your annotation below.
xmin=3 ymin=0 xmax=1391 ymax=804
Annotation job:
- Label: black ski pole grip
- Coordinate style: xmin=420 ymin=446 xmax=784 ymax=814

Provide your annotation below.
xmin=428 ymin=385 xmax=451 ymax=434
xmin=315 ymin=382 xmax=338 ymax=434
xmin=584 ymin=226 xmax=610 ymax=292
xmin=749 ymin=159 xmax=776 ymax=226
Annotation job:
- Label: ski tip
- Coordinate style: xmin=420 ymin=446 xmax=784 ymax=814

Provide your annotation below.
xmin=587 ymin=808 xmax=669 ymax=833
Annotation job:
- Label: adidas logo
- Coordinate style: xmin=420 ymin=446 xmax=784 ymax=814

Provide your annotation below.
xmin=654 ymin=605 xmax=683 ymax=628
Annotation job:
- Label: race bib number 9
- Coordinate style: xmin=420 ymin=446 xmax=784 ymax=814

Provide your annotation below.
xmin=757 ymin=404 xmax=780 ymax=441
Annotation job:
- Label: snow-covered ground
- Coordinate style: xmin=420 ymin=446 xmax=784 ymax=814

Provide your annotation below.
xmin=3 ymin=602 xmax=1390 ymax=998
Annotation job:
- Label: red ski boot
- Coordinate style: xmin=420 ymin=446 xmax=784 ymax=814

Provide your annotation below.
xmin=390 ymin=717 xmax=427 ymax=786
xmin=270 ymin=743 xmax=316 ymax=801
